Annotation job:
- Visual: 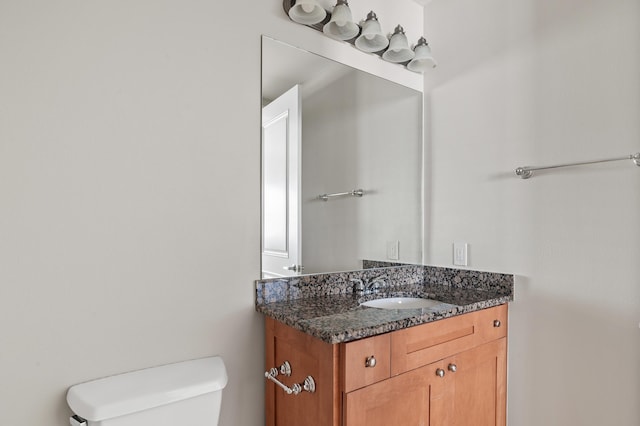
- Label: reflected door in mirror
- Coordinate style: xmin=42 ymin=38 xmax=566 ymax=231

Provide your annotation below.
xmin=262 ymin=85 xmax=302 ymax=278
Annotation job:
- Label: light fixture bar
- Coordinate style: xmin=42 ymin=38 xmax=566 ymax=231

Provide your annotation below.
xmin=282 ymin=0 xmax=436 ymax=72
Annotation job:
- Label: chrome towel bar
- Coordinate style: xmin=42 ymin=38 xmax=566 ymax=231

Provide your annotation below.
xmin=515 ymin=152 xmax=640 ymax=179
xmin=318 ymin=189 xmax=364 ymax=201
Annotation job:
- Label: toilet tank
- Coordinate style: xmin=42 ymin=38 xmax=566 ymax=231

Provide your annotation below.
xmin=67 ymin=356 xmax=228 ymax=426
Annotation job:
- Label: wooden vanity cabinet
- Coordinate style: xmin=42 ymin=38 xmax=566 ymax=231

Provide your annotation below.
xmin=265 ymin=305 xmax=508 ymax=426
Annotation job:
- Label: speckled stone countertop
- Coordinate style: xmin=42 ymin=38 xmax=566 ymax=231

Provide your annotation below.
xmin=255 ymin=264 xmax=513 ymax=344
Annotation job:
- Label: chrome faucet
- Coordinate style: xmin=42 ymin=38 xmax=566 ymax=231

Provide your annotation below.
xmin=369 ymin=275 xmax=387 ymax=291
xmin=351 ymin=274 xmax=387 ymax=295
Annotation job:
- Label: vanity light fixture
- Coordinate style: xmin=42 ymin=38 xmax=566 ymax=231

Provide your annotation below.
xmin=354 ymin=11 xmax=389 ymax=53
xmin=407 ymin=37 xmax=437 ymax=72
xmin=382 ymin=25 xmax=415 ymax=63
xmin=288 ymin=0 xmax=327 ymax=25
xmin=323 ymin=0 xmax=360 ymax=41
xmin=282 ymin=0 xmax=437 ymax=74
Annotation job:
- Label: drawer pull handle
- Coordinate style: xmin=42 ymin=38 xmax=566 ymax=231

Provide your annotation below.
xmin=365 ymin=356 xmax=377 ymax=368
xmin=448 ymin=363 xmax=457 ymax=373
xmin=493 ymin=320 xmax=501 ymax=328
xmin=435 ymin=368 xmax=445 ymax=378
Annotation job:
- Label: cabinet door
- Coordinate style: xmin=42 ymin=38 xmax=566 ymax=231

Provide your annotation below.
xmin=446 ymin=338 xmax=507 ymax=426
xmin=265 ymin=318 xmax=340 ymax=426
xmin=344 ymin=361 xmax=447 ymax=426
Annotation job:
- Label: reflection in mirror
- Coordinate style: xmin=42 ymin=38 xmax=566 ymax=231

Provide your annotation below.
xmin=261 ymin=36 xmax=423 ymax=278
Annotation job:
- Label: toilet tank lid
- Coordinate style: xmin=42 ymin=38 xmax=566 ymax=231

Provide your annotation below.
xmin=66 ymin=356 xmax=228 ymax=421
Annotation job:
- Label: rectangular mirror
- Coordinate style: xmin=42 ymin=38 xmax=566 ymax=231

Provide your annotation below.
xmin=261 ymin=36 xmax=423 ymax=278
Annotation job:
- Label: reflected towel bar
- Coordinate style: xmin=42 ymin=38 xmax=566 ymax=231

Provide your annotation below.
xmin=515 ymin=152 xmax=640 ymax=179
xmin=318 ymin=189 xmax=364 ymax=201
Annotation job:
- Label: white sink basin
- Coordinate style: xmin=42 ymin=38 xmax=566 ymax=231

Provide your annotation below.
xmin=360 ymin=297 xmax=444 ymax=310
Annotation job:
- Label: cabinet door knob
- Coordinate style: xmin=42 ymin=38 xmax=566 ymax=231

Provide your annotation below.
xmin=448 ymin=363 xmax=457 ymax=373
xmin=435 ymin=368 xmax=445 ymax=378
xmin=493 ymin=320 xmax=501 ymax=328
xmin=365 ymin=356 xmax=377 ymax=368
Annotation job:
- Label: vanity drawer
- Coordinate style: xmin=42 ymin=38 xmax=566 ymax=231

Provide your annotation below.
xmin=391 ymin=304 xmax=507 ymax=376
xmin=341 ymin=333 xmax=391 ymax=392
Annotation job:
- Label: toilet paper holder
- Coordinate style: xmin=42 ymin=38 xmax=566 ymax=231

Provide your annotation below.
xmin=264 ymin=361 xmax=316 ymax=395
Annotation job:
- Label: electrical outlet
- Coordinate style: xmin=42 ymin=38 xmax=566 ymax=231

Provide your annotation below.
xmin=387 ymin=240 xmax=400 ymax=260
xmin=453 ymin=242 xmax=468 ymax=266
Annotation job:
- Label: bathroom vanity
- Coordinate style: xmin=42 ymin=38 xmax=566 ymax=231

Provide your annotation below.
xmin=256 ymin=264 xmax=513 ymax=426
xmin=258 ymin=32 xmax=512 ymax=426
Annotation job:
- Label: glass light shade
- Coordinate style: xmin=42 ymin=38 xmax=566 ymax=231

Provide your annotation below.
xmin=355 ymin=11 xmax=389 ymax=53
xmin=323 ymin=0 xmax=360 ymax=41
xmin=288 ymin=0 xmax=326 ymax=25
xmin=407 ymin=37 xmax=437 ymax=72
xmin=382 ymin=25 xmax=415 ymax=63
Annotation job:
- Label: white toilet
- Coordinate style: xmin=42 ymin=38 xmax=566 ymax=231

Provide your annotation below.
xmin=66 ymin=356 xmax=227 ymax=426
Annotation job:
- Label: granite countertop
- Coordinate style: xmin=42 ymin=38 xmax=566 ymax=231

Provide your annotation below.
xmin=255 ymin=264 xmax=514 ymax=344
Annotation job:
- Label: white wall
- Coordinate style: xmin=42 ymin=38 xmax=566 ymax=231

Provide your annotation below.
xmin=0 ymin=0 xmax=422 ymax=425
xmin=425 ymin=0 xmax=640 ymax=424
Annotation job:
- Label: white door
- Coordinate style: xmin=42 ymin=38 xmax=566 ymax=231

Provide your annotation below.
xmin=261 ymin=85 xmax=302 ymax=278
